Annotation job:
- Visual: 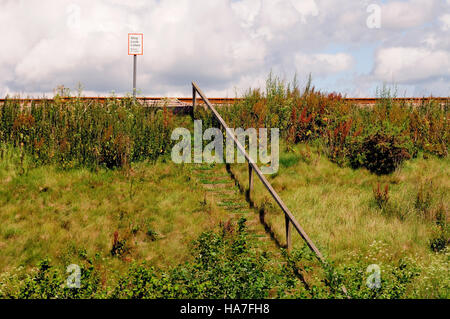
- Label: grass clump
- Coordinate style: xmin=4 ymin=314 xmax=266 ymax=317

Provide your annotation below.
xmin=373 ymin=183 xmax=390 ymax=209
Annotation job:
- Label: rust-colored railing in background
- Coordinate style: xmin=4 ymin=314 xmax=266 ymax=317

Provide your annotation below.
xmin=1 ymin=96 xmax=448 ymax=106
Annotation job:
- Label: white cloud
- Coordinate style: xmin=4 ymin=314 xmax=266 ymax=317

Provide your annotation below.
xmin=373 ymin=47 xmax=450 ymax=83
xmin=231 ymin=0 xmax=261 ymax=28
xmin=0 ymin=0 xmax=448 ymax=97
xmin=380 ymin=0 xmax=437 ymax=29
xmin=291 ymin=0 xmax=319 ymax=22
xmin=1 ymin=0 xmax=268 ymax=96
xmin=421 ymin=33 xmax=439 ymax=49
xmin=253 ymin=0 xmax=301 ymax=40
xmin=440 ymin=14 xmax=450 ymax=31
xmin=294 ymin=53 xmax=354 ymax=76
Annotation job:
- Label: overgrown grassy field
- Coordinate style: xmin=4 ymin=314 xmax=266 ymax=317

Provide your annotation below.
xmin=0 ymin=77 xmax=448 ymax=298
xmin=0 ymin=151 xmax=307 ymax=298
xmin=0 ymin=150 xmax=219 ymax=271
xmin=211 ymin=77 xmax=449 ymax=298
xmin=227 ymin=143 xmax=449 ymax=298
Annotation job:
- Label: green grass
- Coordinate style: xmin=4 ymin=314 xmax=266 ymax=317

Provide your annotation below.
xmin=0 ymin=149 xmax=309 ymax=299
xmin=227 ymin=142 xmax=449 ymax=298
xmin=0 ymin=148 xmax=234 ymax=276
xmin=0 ymin=77 xmax=448 ymax=298
xmin=0 ymin=139 xmax=448 ymax=298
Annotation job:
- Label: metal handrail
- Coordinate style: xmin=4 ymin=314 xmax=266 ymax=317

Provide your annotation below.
xmin=192 ymin=82 xmax=325 ymax=257
xmin=192 ymin=82 xmax=350 ymax=296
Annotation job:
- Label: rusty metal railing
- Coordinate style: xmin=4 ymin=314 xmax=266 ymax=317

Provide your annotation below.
xmin=1 ymin=96 xmax=448 ymax=105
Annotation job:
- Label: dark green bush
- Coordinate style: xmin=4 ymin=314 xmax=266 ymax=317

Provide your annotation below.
xmin=349 ymin=127 xmax=413 ymax=175
xmin=113 ymin=218 xmax=279 ymax=299
xmin=110 ymin=231 xmax=130 ymax=258
xmin=430 ymin=234 xmax=448 ymax=252
xmin=15 ymin=258 xmax=104 ymax=299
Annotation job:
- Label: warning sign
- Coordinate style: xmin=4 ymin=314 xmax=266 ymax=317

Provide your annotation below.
xmin=128 ymin=33 xmax=143 ymax=55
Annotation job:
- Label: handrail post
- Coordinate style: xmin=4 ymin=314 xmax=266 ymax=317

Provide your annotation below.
xmin=248 ymin=162 xmax=253 ymax=201
xmin=285 ymin=215 xmax=291 ymax=252
xmin=192 ymin=85 xmax=197 ymax=119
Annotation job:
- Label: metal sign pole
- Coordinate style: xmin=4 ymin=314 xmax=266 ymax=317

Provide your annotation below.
xmin=133 ymin=54 xmax=137 ymax=99
xmin=128 ymin=33 xmax=142 ymax=101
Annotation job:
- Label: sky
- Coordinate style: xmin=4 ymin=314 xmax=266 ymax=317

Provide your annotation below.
xmin=0 ymin=0 xmax=449 ymax=98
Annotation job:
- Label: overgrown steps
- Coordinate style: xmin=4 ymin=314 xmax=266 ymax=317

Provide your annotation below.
xmin=191 ymin=163 xmax=282 ymax=258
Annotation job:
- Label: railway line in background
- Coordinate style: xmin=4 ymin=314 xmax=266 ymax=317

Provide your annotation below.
xmin=0 ymin=97 xmax=450 ymax=114
xmin=0 ymin=96 xmax=448 ymax=109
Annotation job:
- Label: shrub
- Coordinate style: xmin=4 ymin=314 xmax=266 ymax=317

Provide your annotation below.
xmin=325 ymin=118 xmax=353 ymax=166
xmin=146 ymin=228 xmax=159 ymax=241
xmin=430 ymin=234 xmax=448 ymax=253
xmin=429 ymin=203 xmax=449 ymax=253
xmin=349 ymin=127 xmax=413 ymax=175
xmin=99 ymin=130 xmax=132 ymax=169
xmin=409 ymin=100 xmax=449 ymax=158
xmin=113 ymin=218 xmax=282 ymax=299
xmin=16 ymin=258 xmax=104 ymax=299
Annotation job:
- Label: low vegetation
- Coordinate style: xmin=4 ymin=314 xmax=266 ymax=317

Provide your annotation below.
xmin=0 ymin=76 xmax=448 ymax=298
xmin=209 ymin=75 xmax=448 ymax=174
xmin=227 ymin=142 xmax=449 ymax=298
xmin=0 ymin=95 xmax=178 ymax=169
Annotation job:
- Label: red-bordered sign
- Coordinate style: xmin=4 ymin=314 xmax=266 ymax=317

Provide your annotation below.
xmin=128 ymin=33 xmax=143 ymax=55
